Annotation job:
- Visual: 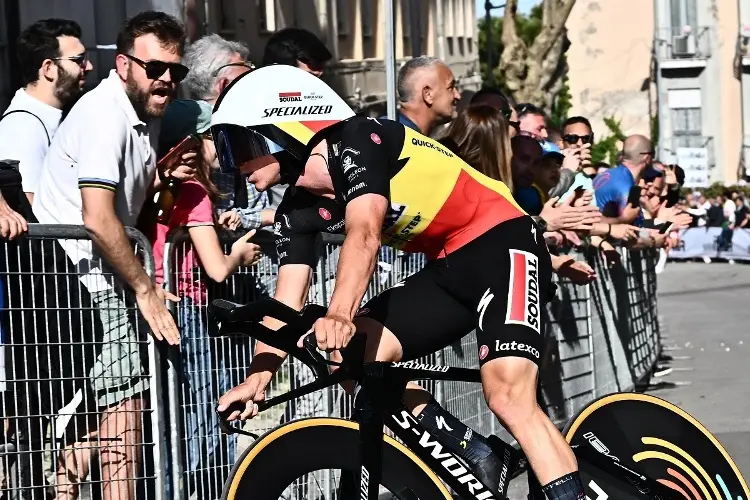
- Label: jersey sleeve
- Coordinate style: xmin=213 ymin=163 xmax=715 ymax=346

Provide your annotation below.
xmin=77 ymin=115 xmax=127 ymax=192
xmin=337 ymin=119 xmax=392 ymax=203
xmin=172 ymin=181 xmax=214 ymax=227
xmin=274 ymin=188 xmax=345 ymax=268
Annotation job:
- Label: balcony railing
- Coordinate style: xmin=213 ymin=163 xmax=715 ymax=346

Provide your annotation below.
xmin=655 ymin=26 xmax=711 ymax=68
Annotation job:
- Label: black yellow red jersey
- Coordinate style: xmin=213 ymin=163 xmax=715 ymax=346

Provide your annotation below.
xmin=275 ymin=116 xmax=527 ymax=266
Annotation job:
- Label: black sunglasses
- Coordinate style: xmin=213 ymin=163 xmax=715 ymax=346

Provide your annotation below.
xmin=563 ymin=133 xmax=594 ymax=145
xmin=124 ymin=54 xmax=189 ymax=83
xmin=52 ymin=51 xmax=89 ymax=67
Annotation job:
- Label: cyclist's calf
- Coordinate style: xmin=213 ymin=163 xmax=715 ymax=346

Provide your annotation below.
xmin=481 ymin=357 xmax=580 ymax=490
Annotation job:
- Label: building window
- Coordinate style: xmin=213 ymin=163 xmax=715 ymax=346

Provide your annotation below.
xmin=218 ymin=0 xmax=237 ymax=38
xmin=445 ymin=0 xmax=455 ymax=37
xmin=672 ymin=108 xmax=703 ymax=148
xmin=259 ymin=0 xmax=276 ymax=32
xmin=361 ymin=0 xmax=374 ymax=38
xmin=402 ymin=0 xmax=411 ymax=39
xmin=337 ymin=0 xmax=350 ymax=36
xmin=464 ymin=0 xmax=474 ymax=40
xmin=670 ymin=0 xmax=697 ymax=34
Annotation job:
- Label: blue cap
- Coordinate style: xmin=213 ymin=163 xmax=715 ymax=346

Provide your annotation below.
xmin=541 ymin=141 xmax=565 ymax=161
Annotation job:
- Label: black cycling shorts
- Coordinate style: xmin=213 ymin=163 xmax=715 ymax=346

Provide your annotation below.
xmin=358 ymin=216 xmax=553 ymax=366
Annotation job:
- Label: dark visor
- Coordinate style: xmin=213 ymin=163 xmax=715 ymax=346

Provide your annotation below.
xmin=212 ymin=124 xmax=271 ymax=174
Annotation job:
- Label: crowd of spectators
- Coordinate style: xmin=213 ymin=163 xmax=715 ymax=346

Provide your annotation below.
xmin=0 ymin=8 xmax=713 ymax=499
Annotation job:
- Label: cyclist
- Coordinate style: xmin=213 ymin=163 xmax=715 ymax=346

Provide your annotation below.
xmin=216 ymin=66 xmax=588 ymax=500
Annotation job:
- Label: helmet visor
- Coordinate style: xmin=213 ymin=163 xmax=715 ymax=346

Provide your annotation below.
xmin=211 ymin=124 xmax=271 ymax=174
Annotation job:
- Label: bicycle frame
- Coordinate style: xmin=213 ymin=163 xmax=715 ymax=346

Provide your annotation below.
xmin=212 ymin=298 xmax=683 ymax=500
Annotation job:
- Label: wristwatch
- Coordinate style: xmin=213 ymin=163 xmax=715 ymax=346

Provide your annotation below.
xmin=532 ymin=216 xmax=548 ymax=233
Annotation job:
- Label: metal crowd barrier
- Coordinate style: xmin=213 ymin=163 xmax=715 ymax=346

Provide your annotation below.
xmin=0 ymin=225 xmax=166 ymax=500
xmin=2 ymin=225 xmax=663 ymax=500
xmin=668 ymin=227 xmax=750 ymax=261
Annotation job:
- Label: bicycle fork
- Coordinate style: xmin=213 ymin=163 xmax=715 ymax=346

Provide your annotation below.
xmin=353 ymin=382 xmax=386 ymax=500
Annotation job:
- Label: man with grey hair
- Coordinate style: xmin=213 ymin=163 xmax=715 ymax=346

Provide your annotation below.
xmin=182 ymin=33 xmax=254 ymax=104
xmin=178 ymin=33 xmax=273 ymax=232
xmin=387 ymin=56 xmax=460 ymax=135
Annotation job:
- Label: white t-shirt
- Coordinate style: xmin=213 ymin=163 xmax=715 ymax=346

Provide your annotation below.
xmin=0 ymin=88 xmax=62 ymax=194
xmin=33 ymin=70 xmax=161 ymax=292
xmin=723 ymin=199 xmax=736 ymax=225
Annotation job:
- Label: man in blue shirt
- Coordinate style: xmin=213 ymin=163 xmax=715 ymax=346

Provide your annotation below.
xmin=593 ymin=134 xmax=658 ymax=225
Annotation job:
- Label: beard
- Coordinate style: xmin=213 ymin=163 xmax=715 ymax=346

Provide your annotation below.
xmin=53 ymin=65 xmax=85 ymax=109
xmin=124 ymin=66 xmax=173 ymax=121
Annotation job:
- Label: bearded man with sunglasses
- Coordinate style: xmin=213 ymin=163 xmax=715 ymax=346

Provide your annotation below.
xmin=0 ymin=19 xmax=93 ymax=206
xmin=32 ymin=11 xmax=186 ymax=500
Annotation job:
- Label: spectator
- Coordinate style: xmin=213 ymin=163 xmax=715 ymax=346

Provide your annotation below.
xmin=705 ymin=196 xmax=725 ymax=227
xmin=32 ymin=11 xmax=186 ymax=500
xmin=439 ymin=104 xmax=513 ymax=188
xmin=442 ymin=109 xmax=596 ymax=281
xmin=393 ymin=56 xmax=461 ymax=135
xmin=261 ymin=27 xmax=332 ymax=76
xmin=593 ymin=134 xmax=655 ymax=224
xmin=0 ymin=19 xmax=93 ymax=205
xmin=175 ymin=34 xmax=272 ymax=231
xmin=510 ymin=135 xmax=601 ymax=234
xmin=257 ymin=28 xmax=334 ymax=216
xmin=515 ymin=102 xmax=548 ymax=140
xmin=734 ymin=196 xmax=749 ymax=229
xmin=150 ymin=99 xmax=262 ymax=496
xmin=595 ymin=161 xmax=610 ymax=175
xmin=469 ymin=86 xmax=520 ymax=137
xmin=547 ymin=124 xmax=563 ymax=147
xmin=548 ymin=116 xmax=594 ymax=198
xmin=182 ymin=33 xmax=254 ymax=104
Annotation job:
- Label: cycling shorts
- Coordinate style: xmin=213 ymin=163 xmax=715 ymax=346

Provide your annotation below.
xmin=358 ymin=216 xmax=553 ymax=366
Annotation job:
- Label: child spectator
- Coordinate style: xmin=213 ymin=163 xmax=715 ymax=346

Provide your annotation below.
xmin=150 ymin=99 xmax=262 ymax=494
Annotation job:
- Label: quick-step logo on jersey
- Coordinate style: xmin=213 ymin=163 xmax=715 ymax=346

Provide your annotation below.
xmin=505 ymin=249 xmax=541 ymax=334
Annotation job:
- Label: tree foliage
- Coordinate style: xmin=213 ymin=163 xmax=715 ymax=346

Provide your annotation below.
xmin=590 ymin=116 xmax=626 ymax=165
xmin=478 ymin=1 xmax=576 ymax=124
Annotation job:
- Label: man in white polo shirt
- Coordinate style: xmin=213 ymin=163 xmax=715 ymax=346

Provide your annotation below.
xmin=0 ymin=18 xmax=92 ymax=205
xmin=33 ymin=11 xmax=187 ymax=499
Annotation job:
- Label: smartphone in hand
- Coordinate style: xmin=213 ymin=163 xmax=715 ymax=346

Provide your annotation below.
xmin=627 ymin=186 xmax=642 ymax=208
xmin=158 ymin=134 xmax=200 ymax=170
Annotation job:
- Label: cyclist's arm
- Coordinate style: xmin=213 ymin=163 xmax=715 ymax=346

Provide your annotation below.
xmin=327 ymin=194 xmax=388 ymax=320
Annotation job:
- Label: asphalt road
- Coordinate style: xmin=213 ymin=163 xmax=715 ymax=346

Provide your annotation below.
xmin=506 ymin=261 xmax=750 ymax=499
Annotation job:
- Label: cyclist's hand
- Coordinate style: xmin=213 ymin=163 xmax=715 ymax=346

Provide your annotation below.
xmin=300 ymin=314 xmax=356 ymax=352
xmin=135 ymin=284 xmax=180 ymax=345
xmin=217 ymin=371 xmax=272 ymax=421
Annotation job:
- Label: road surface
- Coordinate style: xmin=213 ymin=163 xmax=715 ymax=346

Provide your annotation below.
xmin=506 ymin=261 xmax=750 ymax=499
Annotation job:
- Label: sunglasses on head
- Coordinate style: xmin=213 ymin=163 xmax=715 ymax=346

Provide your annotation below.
xmin=563 ymin=133 xmax=594 ymax=145
xmin=124 ymin=54 xmax=189 ymax=83
xmin=52 ymin=51 xmax=89 ymax=67
xmin=212 ymin=61 xmax=255 ymax=76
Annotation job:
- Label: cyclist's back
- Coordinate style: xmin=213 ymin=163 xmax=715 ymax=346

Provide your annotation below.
xmin=326 ymin=116 xmax=525 ymax=258
xmin=275 ymin=116 xmax=528 ymax=267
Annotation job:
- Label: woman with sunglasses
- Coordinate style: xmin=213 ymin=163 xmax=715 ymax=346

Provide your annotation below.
xmin=148 ymin=99 xmax=263 ymax=490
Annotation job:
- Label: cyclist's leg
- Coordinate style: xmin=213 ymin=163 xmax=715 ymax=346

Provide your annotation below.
xmin=470 ymin=217 xmax=584 ymax=500
xmin=330 ymin=264 xmax=502 ymax=469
